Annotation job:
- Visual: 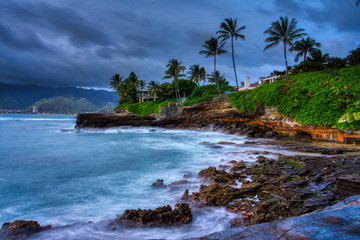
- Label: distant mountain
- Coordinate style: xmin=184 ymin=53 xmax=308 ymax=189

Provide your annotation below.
xmin=25 ymin=96 xmax=100 ymax=114
xmin=0 ymin=83 xmax=119 ymax=110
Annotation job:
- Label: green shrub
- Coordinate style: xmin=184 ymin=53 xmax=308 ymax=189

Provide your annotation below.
xmin=228 ymin=65 xmax=360 ymax=130
xmin=184 ymin=84 xmax=233 ymax=106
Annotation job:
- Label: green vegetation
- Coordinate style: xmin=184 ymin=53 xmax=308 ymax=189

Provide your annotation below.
xmin=284 ymin=161 xmax=304 ymax=169
xmin=229 ymin=65 xmax=360 ymax=129
xmin=184 ymin=84 xmax=233 ymax=106
xmin=114 ymin=100 xmax=169 ymax=117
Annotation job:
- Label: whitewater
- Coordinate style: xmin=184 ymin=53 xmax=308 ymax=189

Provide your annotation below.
xmin=0 ymin=114 xmax=305 ymax=239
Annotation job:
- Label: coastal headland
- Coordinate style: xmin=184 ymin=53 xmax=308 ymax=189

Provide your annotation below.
xmin=76 ymin=96 xmax=360 ymax=143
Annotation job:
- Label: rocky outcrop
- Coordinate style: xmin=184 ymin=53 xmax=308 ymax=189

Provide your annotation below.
xmin=109 ymin=203 xmax=192 ymax=228
xmin=75 ymin=97 xmax=360 ymax=143
xmin=0 ymin=220 xmax=51 ymax=240
xmin=188 ymin=195 xmax=360 ymax=240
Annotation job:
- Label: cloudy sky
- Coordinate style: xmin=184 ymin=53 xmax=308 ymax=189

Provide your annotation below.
xmin=1 ymin=0 xmax=359 ymax=89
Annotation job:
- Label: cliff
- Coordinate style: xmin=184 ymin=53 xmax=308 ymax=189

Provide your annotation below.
xmin=76 ymin=97 xmax=360 ymax=143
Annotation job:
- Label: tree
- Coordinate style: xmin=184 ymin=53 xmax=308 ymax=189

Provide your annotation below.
xmin=138 ymin=80 xmax=146 ymax=102
xmin=148 ymin=81 xmax=160 ymax=101
xmin=188 ymin=64 xmax=204 ymax=86
xmin=308 ymin=49 xmax=329 ymax=63
xmin=163 ymin=59 xmax=186 ymax=105
xmin=109 ymin=74 xmax=123 ymax=91
xmin=264 ymin=16 xmax=307 ymax=73
xmin=327 ymin=57 xmax=347 ymax=69
xmin=217 ymin=18 xmax=246 ymax=90
xmin=208 ymin=71 xmax=228 ymax=94
xmin=347 ymin=47 xmax=360 ymax=66
xmin=289 ymin=36 xmax=321 ymax=62
xmin=199 ymin=37 xmax=227 ymax=73
xmin=176 ymin=79 xmax=197 ymax=98
xmin=199 ymin=67 xmax=206 ymax=85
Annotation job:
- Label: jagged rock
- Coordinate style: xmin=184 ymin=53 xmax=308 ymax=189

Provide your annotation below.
xmin=0 ymin=220 xmax=51 ymax=240
xmin=171 ymin=180 xmax=189 ymax=185
xmin=109 ymin=203 xmax=192 ymax=228
xmin=190 ymin=184 xmax=242 ymax=206
xmin=152 ymin=179 xmax=166 ymax=188
xmin=229 ymin=161 xmax=246 ymax=172
xmin=198 ymin=167 xmax=237 ymax=185
xmin=178 ymin=189 xmax=190 ymax=203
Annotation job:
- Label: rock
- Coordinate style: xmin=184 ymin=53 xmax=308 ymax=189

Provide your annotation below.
xmin=336 ymin=174 xmax=360 ymax=197
xmin=178 ymin=189 xmax=190 ymax=203
xmin=264 ymin=131 xmax=277 ymax=138
xmin=152 ymin=179 xmax=166 ymax=188
xmin=217 ymin=141 xmax=235 ymax=145
xmin=171 ymin=180 xmax=189 ymax=185
xmin=281 ymin=180 xmax=308 ymax=188
xmin=1 ymin=220 xmax=51 ymax=240
xmin=229 ymin=161 xmax=246 ymax=172
xmin=183 ymin=173 xmax=192 ymax=178
xmin=192 ymin=195 xmax=360 ymax=240
xmin=190 ymin=184 xmax=242 ymax=206
xmin=109 ymin=203 xmax=192 ymax=228
xmin=198 ymin=167 xmax=236 ymax=185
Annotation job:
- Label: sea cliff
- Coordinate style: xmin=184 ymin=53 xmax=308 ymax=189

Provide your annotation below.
xmin=76 ymin=96 xmax=360 ymax=143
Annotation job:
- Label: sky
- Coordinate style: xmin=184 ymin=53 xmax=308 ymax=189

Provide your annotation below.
xmin=0 ymin=0 xmax=359 ymax=89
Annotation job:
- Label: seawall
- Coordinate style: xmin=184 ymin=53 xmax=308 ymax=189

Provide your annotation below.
xmin=76 ymin=98 xmax=360 ymax=143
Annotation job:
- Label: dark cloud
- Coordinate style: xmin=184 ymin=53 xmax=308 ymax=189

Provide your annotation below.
xmin=0 ymin=0 xmax=358 ymax=88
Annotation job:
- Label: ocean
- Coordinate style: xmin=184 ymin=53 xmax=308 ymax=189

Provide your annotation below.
xmin=0 ymin=114 xmax=295 ymax=239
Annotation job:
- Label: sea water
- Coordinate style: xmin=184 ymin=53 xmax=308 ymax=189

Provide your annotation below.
xmin=0 ymin=114 xmax=299 ymax=239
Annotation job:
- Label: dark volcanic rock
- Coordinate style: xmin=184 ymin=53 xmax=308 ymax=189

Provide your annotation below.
xmin=198 ymin=167 xmax=237 ymax=185
xmin=336 ymin=174 xmax=360 ymax=197
xmin=188 ymin=195 xmax=360 ymax=240
xmin=152 ymin=179 xmax=166 ymax=188
xmin=1 ymin=220 xmax=51 ymax=240
xmin=109 ymin=203 xmax=192 ymax=228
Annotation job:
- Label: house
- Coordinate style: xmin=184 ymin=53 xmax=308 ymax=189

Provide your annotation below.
xmin=258 ymin=75 xmax=280 ymax=85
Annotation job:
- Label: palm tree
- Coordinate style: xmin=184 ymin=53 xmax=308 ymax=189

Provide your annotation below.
xmin=290 ymin=37 xmax=321 ymax=62
xmin=138 ymin=80 xmax=146 ymax=102
xmin=109 ymin=74 xmax=123 ymax=91
xmin=148 ymin=81 xmax=160 ymax=101
xmin=308 ymin=49 xmax=329 ymax=63
xmin=264 ymin=16 xmax=307 ymax=73
xmin=126 ymin=72 xmax=139 ymax=87
xmin=217 ymin=18 xmax=246 ymax=91
xmin=163 ymin=59 xmax=186 ymax=105
xmin=199 ymin=67 xmax=206 ymax=85
xmin=199 ymin=37 xmax=227 ymax=73
xmin=208 ymin=71 xmax=226 ymax=94
xmin=187 ymin=64 xmax=203 ymax=86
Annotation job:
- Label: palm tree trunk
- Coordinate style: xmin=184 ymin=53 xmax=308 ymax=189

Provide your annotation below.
xmin=231 ymin=37 xmax=239 ymax=90
xmin=214 ymin=54 xmax=217 ymax=72
xmin=283 ymin=42 xmax=288 ymax=75
xmin=304 ymin=51 xmax=307 ymax=62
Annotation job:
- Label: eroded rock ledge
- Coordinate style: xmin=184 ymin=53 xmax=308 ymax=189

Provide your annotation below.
xmin=76 ymin=97 xmax=360 ymax=143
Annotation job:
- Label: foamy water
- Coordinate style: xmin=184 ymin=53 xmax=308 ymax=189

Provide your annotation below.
xmin=0 ymin=114 xmax=310 ymax=239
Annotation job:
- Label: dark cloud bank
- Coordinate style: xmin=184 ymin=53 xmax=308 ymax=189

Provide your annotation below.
xmin=0 ymin=0 xmax=359 ymax=88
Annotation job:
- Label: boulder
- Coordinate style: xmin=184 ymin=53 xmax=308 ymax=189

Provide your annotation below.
xmin=109 ymin=203 xmax=192 ymax=228
xmin=152 ymin=179 xmax=166 ymax=188
xmin=1 ymin=220 xmax=51 ymax=240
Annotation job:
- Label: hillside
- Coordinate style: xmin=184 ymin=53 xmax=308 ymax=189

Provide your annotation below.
xmin=25 ymin=96 xmax=112 ymax=114
xmin=0 ymin=83 xmax=118 ymax=110
xmin=229 ymin=65 xmax=360 ymax=130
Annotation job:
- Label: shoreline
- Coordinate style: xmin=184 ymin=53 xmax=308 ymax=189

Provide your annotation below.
xmin=3 ymin=117 xmax=360 ymax=239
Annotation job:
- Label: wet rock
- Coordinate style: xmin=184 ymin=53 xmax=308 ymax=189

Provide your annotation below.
xmin=264 ymin=131 xmax=277 ymax=138
xmin=229 ymin=161 xmax=246 ymax=172
xmin=281 ymin=180 xmax=308 ymax=188
xmin=198 ymin=167 xmax=236 ymax=185
xmin=190 ymin=184 xmax=242 ymax=206
xmin=217 ymin=141 xmax=235 ymax=145
xmin=178 ymin=189 xmax=190 ymax=203
xmin=256 ymin=156 xmax=268 ymax=163
xmin=110 ymin=203 xmax=192 ymax=228
xmin=183 ymin=173 xmax=192 ymax=178
xmin=171 ymin=180 xmax=189 ymax=185
xmin=152 ymin=179 xmax=166 ymax=188
xmin=0 ymin=220 xmax=51 ymax=240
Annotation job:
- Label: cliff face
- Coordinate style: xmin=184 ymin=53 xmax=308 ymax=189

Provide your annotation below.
xmin=76 ymin=98 xmax=360 ymax=143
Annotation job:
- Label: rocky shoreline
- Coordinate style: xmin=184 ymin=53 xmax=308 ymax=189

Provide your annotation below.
xmin=3 ymin=100 xmax=360 ymax=239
